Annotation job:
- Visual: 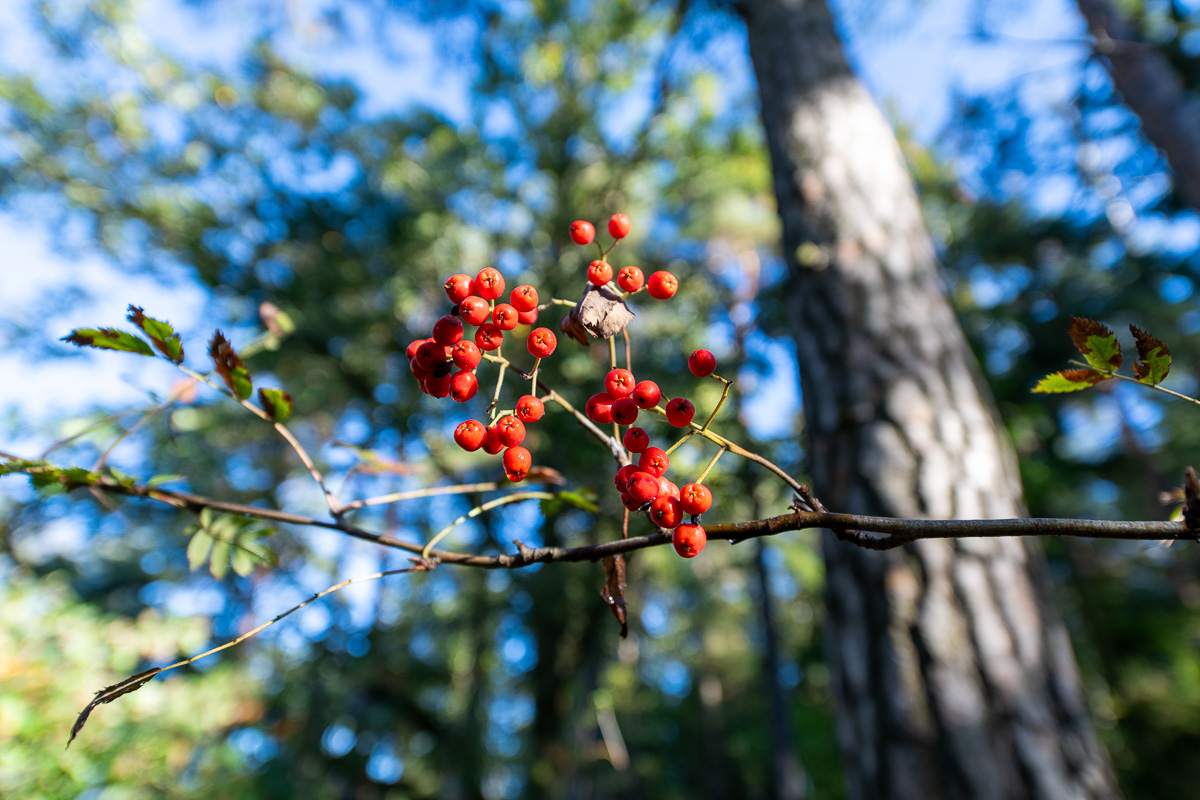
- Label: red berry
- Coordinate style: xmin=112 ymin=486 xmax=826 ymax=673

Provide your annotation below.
xmin=666 ymin=397 xmax=695 ymax=428
xmin=516 ymin=395 xmax=545 ymax=423
xmin=605 ymin=368 xmax=636 ymax=398
xmin=405 ymin=339 xmax=425 ymax=361
xmin=614 ymin=464 xmax=638 ymax=493
xmin=492 ymin=303 xmax=519 ymax=331
xmin=503 ymin=446 xmax=531 ymax=482
xmin=459 ymin=296 xmax=491 ymax=326
xmin=409 ymin=357 xmax=431 ymax=380
xmin=632 ymin=380 xmax=661 ymax=409
xmin=496 ymin=415 xmax=526 ymax=447
xmin=424 ymin=374 xmax=451 ymax=398
xmin=620 ymin=492 xmax=641 ymax=510
xmin=647 ymin=270 xmax=678 ymax=299
xmin=569 ymin=220 xmax=595 ymax=246
xmin=679 ymin=483 xmax=713 ymax=515
xmin=608 ymin=213 xmax=631 ymax=239
xmin=627 ymin=471 xmax=661 ymax=505
xmin=483 ymin=425 xmax=504 ymax=455
xmin=415 ymin=341 xmax=446 ymax=372
xmin=611 ymin=397 xmax=639 ymax=425
xmin=449 ymin=370 xmax=479 ymax=403
xmin=454 ymin=419 xmax=487 ymax=451
xmin=444 ymin=273 xmax=474 ymax=304
xmin=661 ymin=478 xmax=680 ymax=499
xmin=617 ymin=266 xmax=644 ymax=293
xmin=517 ymin=307 xmax=538 ymax=325
xmin=475 ymin=323 xmax=504 ymax=351
xmin=527 ymin=327 xmax=557 ymax=359
xmin=432 ymin=315 xmax=464 ymax=346
xmin=650 ymin=495 xmax=683 ymax=528
xmin=475 ymin=267 xmax=505 ymax=300
xmin=672 ymin=523 xmax=706 ymax=558
xmin=638 ymin=447 xmax=669 ymax=477
xmin=585 ymin=392 xmax=615 ymax=424
xmin=587 ymin=259 xmax=613 ymax=286
xmin=452 ymin=340 xmax=482 ymax=370
xmin=510 ymin=285 xmax=539 ymax=312
xmin=688 ymin=349 xmax=716 ymax=377
xmin=623 ymin=427 xmax=650 ymax=453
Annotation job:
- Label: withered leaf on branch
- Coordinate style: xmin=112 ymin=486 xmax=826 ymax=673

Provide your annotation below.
xmin=1068 ymin=316 xmax=1122 ymax=371
xmin=601 ymin=554 xmax=628 ymax=639
xmin=209 ymin=331 xmax=253 ymax=400
xmin=62 ymin=327 xmax=155 ymax=357
xmin=1032 ymin=368 xmax=1111 ymax=394
xmin=69 ymin=667 xmax=162 ymax=746
xmin=560 ymin=284 xmax=635 ymax=346
xmin=126 ymin=305 xmax=184 ymax=363
xmin=1130 ymin=324 xmax=1172 ymax=385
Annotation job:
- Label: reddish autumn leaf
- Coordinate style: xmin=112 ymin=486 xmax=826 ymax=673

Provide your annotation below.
xmin=1068 ymin=316 xmax=1122 ymax=371
xmin=1032 ymin=369 xmax=1110 ymax=394
xmin=1130 ymin=324 xmax=1172 ymax=385
xmin=209 ymin=331 xmax=253 ymax=399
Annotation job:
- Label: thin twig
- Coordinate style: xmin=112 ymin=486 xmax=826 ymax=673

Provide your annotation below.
xmin=421 ymin=491 xmax=555 ymax=558
xmin=340 ymin=482 xmax=502 ymax=512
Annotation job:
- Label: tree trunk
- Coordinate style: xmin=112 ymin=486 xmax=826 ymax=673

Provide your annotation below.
xmin=1075 ymin=0 xmax=1200 ymax=213
xmin=738 ymin=1 xmax=1121 ymax=797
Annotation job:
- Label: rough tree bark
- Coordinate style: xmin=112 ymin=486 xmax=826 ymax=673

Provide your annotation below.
xmin=738 ymin=1 xmax=1122 ymax=797
xmin=1075 ymin=0 xmax=1200 ymax=213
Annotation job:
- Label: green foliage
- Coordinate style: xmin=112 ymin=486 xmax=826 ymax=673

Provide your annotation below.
xmin=185 ymin=508 xmax=275 ymax=578
xmin=61 ymin=327 xmax=155 ymax=357
xmin=127 ymin=305 xmax=185 ymax=363
xmin=256 ymin=388 xmax=293 ymax=422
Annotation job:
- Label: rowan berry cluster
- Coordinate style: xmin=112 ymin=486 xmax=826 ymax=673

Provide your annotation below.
xmin=408 ymin=212 xmax=725 ymax=558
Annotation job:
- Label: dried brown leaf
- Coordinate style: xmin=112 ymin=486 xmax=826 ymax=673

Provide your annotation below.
xmin=560 ymin=284 xmax=635 ymax=346
xmin=600 ymin=555 xmax=628 ymax=638
xmin=68 ymin=667 xmax=162 ymax=747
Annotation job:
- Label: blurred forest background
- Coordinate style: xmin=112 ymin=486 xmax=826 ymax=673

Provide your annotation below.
xmin=3 ymin=0 xmax=1200 ymax=798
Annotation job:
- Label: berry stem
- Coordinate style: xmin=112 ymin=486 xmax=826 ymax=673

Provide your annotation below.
xmin=618 ymin=286 xmax=646 ymax=300
xmin=536 ymin=299 xmax=577 ymax=310
xmin=701 ymin=375 xmax=734 ymax=432
xmin=488 ymin=341 xmax=506 ymax=421
xmin=696 ymin=446 xmax=727 ymax=484
xmin=422 ymin=491 xmax=556 ymax=558
xmin=664 ymin=431 xmax=694 ymax=456
xmin=608 ymin=335 xmax=617 ymax=370
xmin=530 ymin=357 xmax=542 ymax=397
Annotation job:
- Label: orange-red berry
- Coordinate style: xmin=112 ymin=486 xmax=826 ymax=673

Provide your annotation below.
xmin=444 ymin=273 xmax=474 ymax=304
xmin=527 ymin=327 xmax=557 ymax=359
xmin=569 ymin=220 xmax=596 ymax=246
xmin=587 ymin=260 xmax=613 ymax=286
xmin=452 ymin=340 xmax=482 ymax=370
xmin=496 ymin=415 xmax=526 ymax=447
xmin=638 ymin=447 xmax=669 ymax=477
xmin=586 ymin=392 xmax=615 ymax=424
xmin=459 ymin=296 xmax=491 ymax=326
xmin=650 ymin=495 xmax=683 ymax=528
xmin=475 ymin=323 xmax=504 ymax=351
xmin=510 ymin=285 xmax=539 ymax=312
xmin=632 ymin=380 xmax=661 ymax=409
xmin=475 ymin=267 xmax=505 ymax=300
xmin=627 ymin=471 xmax=661 ymax=505
xmin=433 ymin=315 xmax=464 ymax=346
xmin=605 ymin=368 xmax=636 ymax=398
xmin=672 ymin=523 xmax=706 ymax=558
xmin=679 ymin=483 xmax=713 ymax=515
xmin=492 ymin=303 xmax=519 ymax=331
xmin=608 ymin=213 xmax=631 ymax=239
xmin=454 ymin=419 xmax=487 ymax=451
xmin=516 ymin=395 xmax=545 ymax=423
xmin=666 ymin=397 xmax=695 ymax=427
xmin=623 ymin=427 xmax=649 ymax=453
xmin=647 ymin=270 xmax=678 ymax=299
xmin=483 ymin=425 xmax=504 ymax=455
xmin=503 ymin=446 xmax=532 ymax=482
xmin=449 ymin=370 xmax=479 ymax=403
xmin=617 ymin=266 xmax=644 ymax=293
xmin=688 ymin=349 xmax=716 ymax=377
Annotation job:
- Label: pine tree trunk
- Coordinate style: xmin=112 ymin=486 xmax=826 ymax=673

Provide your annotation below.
xmin=739 ymin=1 xmax=1121 ymax=797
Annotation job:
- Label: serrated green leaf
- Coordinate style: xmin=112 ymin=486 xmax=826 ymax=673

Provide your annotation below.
xmin=556 ymin=490 xmax=599 ymax=513
xmin=187 ymin=530 xmax=214 ymax=571
xmin=62 ymin=328 xmax=155 ymax=357
xmin=209 ymin=539 xmax=230 ymax=579
xmin=147 ymin=473 xmax=185 ymax=486
xmin=1032 ymin=369 xmax=1110 ymax=394
xmin=199 ymin=507 xmax=213 ymax=529
xmin=209 ymin=331 xmax=253 ymax=399
xmin=258 ymin=388 xmax=293 ymax=422
xmin=127 ymin=305 xmax=185 ymax=363
xmin=106 ymin=466 xmax=137 ymax=488
xmin=1130 ymin=324 xmax=1172 ymax=385
xmin=1068 ymin=316 xmax=1122 ymax=372
xmin=231 ymin=547 xmax=256 ymax=577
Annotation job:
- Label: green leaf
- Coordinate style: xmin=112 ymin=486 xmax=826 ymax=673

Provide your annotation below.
xmin=199 ymin=507 xmax=214 ymax=529
xmin=106 ymin=466 xmax=137 ymax=488
xmin=209 ymin=331 xmax=253 ymax=399
xmin=1068 ymin=316 xmax=1122 ymax=372
xmin=127 ymin=305 xmax=185 ymax=363
xmin=146 ymin=473 xmax=185 ymax=486
xmin=1032 ymin=369 xmax=1110 ymax=394
xmin=61 ymin=328 xmax=155 ymax=357
xmin=231 ymin=546 xmax=256 ymax=577
xmin=209 ymin=538 xmax=230 ymax=579
xmin=186 ymin=529 xmax=214 ymax=571
xmin=556 ymin=490 xmax=599 ymax=513
xmin=1130 ymin=324 xmax=1172 ymax=385
xmin=258 ymin=388 xmax=293 ymax=422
